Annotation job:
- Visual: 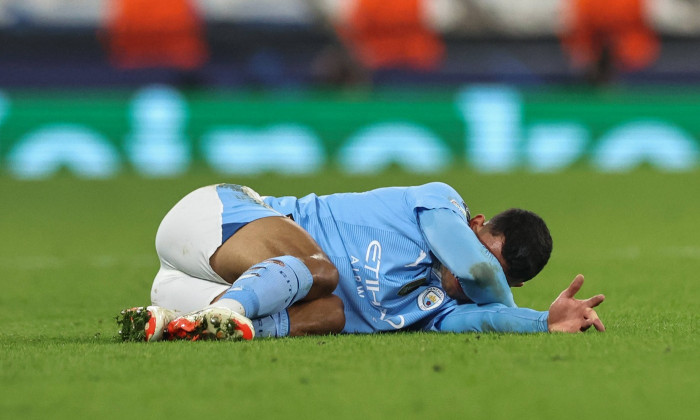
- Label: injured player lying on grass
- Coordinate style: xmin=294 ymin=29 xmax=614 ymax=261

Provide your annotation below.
xmin=117 ymin=182 xmax=605 ymax=341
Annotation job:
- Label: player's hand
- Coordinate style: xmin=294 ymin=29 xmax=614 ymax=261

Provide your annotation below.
xmin=547 ymin=274 xmax=605 ymax=333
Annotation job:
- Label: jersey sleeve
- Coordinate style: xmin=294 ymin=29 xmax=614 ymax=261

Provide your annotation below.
xmin=405 ymin=182 xmax=471 ymax=221
xmin=426 ymin=303 xmax=549 ymax=333
xmin=417 ymin=207 xmax=516 ymax=307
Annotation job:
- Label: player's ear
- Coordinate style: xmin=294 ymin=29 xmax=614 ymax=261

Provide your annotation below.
xmin=469 ymin=214 xmax=486 ymax=232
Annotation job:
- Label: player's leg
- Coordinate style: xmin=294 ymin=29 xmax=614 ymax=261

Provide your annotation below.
xmin=287 ymin=295 xmax=345 ymax=336
xmin=146 ymin=262 xmax=343 ymax=340
xmin=209 ymin=215 xmax=340 ymax=320
xmin=147 ymin=264 xmax=343 ymax=340
xmin=155 ymin=183 xmax=339 ymax=333
xmin=119 ymin=186 xmax=257 ymax=342
xmin=200 ymin=184 xmax=338 ymax=319
xmin=151 ymin=265 xmax=230 ymax=314
xmin=216 ymin=294 xmax=346 ymax=338
xmin=119 ymin=264 xmax=255 ymax=342
xmin=151 ymin=266 xmax=254 ymax=341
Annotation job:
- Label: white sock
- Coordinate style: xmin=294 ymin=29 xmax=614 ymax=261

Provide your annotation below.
xmin=206 ymin=299 xmax=246 ymax=317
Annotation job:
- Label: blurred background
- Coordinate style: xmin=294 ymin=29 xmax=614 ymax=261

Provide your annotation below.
xmin=0 ymin=0 xmax=699 ymax=178
xmin=2 ymin=6 xmax=699 ymax=418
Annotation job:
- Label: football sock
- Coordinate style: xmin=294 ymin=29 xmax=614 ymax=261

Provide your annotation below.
xmin=217 ymin=255 xmax=313 ymax=319
xmin=251 ymin=310 xmax=290 ymax=338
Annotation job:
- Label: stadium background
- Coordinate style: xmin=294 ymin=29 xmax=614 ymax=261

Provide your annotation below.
xmin=1 ymin=1 xmax=698 ymax=419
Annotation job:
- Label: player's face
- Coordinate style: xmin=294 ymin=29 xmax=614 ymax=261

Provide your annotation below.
xmin=469 ymin=215 xmax=524 ymax=288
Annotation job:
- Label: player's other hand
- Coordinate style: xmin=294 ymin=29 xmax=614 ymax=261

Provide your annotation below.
xmin=548 ymin=274 xmax=605 ymax=333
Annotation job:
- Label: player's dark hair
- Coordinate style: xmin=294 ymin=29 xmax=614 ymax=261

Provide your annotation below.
xmin=486 ymin=208 xmax=552 ymax=282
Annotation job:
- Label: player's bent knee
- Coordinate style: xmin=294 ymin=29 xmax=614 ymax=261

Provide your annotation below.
xmin=304 ymin=257 xmax=339 ymax=295
xmin=325 ymin=295 xmax=345 ymax=333
xmin=288 ymin=294 xmax=345 ymax=336
xmin=317 ymin=261 xmax=340 ymax=293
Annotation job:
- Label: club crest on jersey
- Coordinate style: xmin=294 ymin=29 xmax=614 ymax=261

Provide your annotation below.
xmin=417 ymin=287 xmax=445 ymax=311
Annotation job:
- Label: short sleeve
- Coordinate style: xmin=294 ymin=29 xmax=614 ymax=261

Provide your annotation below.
xmin=405 ymin=182 xmax=471 ymax=222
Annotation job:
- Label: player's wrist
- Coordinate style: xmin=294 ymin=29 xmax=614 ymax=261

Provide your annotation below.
xmin=537 ymin=311 xmax=551 ymax=332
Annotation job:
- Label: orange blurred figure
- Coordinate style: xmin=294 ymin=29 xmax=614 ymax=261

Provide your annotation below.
xmin=561 ymin=0 xmax=659 ymax=82
xmin=336 ymin=0 xmax=444 ymax=71
xmin=103 ymin=0 xmax=208 ymax=70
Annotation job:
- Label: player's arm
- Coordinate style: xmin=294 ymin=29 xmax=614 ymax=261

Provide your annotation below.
xmin=429 ymin=304 xmax=548 ymax=333
xmin=417 ymin=207 xmax=516 ymax=307
xmin=427 ymin=274 xmax=605 ymax=334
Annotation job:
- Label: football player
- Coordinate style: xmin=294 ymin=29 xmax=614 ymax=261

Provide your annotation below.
xmin=118 ymin=182 xmax=604 ymax=341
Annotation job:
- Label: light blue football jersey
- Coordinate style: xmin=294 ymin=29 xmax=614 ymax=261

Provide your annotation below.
xmin=264 ymin=182 xmax=486 ymax=333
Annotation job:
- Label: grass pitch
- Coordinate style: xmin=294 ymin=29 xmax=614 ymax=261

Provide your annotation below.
xmin=0 ymin=169 xmax=697 ymax=420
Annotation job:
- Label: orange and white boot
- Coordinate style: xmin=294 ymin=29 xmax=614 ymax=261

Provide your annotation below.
xmin=117 ymin=306 xmax=178 ymax=342
xmin=166 ymin=307 xmax=254 ymax=341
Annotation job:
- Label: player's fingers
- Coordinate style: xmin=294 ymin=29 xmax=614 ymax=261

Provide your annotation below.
xmin=592 ymin=317 xmax=606 ymax=332
xmin=562 ymin=274 xmax=584 ymax=298
xmin=584 ymin=308 xmax=606 ymax=332
xmin=580 ymin=320 xmax=592 ymax=332
xmin=583 ymin=294 xmax=605 ymax=308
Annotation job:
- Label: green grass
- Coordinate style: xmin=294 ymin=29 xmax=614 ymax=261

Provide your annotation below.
xmin=0 ymin=169 xmax=698 ymax=419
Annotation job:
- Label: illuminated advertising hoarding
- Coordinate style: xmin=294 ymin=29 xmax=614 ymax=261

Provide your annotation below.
xmin=0 ymin=85 xmax=698 ymax=178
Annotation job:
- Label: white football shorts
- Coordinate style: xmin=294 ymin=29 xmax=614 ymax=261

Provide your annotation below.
xmin=149 ymin=184 xmax=281 ymax=313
